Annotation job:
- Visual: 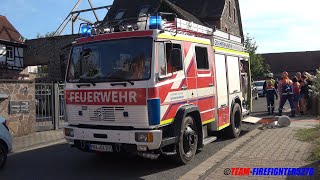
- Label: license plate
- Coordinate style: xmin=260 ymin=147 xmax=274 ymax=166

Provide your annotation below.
xmin=89 ymin=144 xmax=113 ymax=152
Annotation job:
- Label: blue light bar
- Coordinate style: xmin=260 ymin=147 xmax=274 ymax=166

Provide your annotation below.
xmin=81 ymin=24 xmax=92 ymax=37
xmin=149 ymin=16 xmax=162 ymax=30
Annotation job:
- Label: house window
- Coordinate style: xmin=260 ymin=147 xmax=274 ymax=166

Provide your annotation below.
xmin=233 ymin=8 xmax=236 ymax=23
xmin=195 ymin=47 xmax=209 ymax=70
xmin=228 ymin=1 xmax=231 ymax=18
xmin=139 ymin=6 xmax=149 ymax=16
xmin=115 ymin=10 xmax=126 ymax=20
xmin=6 ymin=46 xmax=14 ymax=60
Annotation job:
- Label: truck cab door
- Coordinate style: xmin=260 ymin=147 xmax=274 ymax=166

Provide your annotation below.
xmin=156 ymin=42 xmax=188 ymax=125
xmin=215 ymin=54 xmax=230 ymax=129
xmin=194 ymin=45 xmax=214 ymax=124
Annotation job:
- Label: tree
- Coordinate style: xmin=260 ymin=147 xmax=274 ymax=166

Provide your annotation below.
xmin=244 ymin=34 xmax=270 ymax=79
xmin=36 ymin=31 xmax=55 ymax=38
xmin=311 ymin=68 xmax=320 ymax=97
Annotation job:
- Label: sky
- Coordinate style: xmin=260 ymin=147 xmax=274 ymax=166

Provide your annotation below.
xmin=0 ymin=0 xmax=113 ymax=38
xmin=1 ymin=0 xmax=320 ymax=53
xmin=240 ymin=0 xmax=320 ymax=53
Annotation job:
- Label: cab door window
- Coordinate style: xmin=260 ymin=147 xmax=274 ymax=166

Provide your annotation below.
xmin=158 ymin=42 xmax=167 ymax=77
xmin=166 ymin=43 xmax=182 ymax=73
xmin=158 ymin=43 xmax=183 ymax=77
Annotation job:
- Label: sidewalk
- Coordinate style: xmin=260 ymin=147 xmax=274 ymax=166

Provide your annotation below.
xmin=179 ymin=117 xmax=320 ymax=180
xmin=12 ymin=129 xmax=65 ymax=154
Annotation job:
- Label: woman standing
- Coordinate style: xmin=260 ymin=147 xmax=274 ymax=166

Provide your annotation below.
xmin=292 ymin=77 xmax=301 ymax=114
xmin=299 ymin=74 xmax=309 ymax=115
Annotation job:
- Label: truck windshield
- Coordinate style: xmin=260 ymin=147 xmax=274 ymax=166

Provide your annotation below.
xmin=67 ymin=38 xmax=152 ymax=83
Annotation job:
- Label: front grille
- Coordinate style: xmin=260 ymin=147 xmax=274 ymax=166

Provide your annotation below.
xmin=72 ymin=124 xmax=149 ymax=130
xmin=89 ymin=107 xmax=124 ymax=121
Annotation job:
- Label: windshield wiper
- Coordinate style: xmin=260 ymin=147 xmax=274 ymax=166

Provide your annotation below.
xmin=76 ymin=84 xmax=91 ymax=88
xmin=76 ymin=78 xmax=97 ymax=88
xmin=107 ymin=77 xmax=135 ymax=86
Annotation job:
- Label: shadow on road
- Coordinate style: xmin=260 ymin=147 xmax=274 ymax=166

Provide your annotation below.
xmin=1 ymin=149 xmax=166 ymax=179
xmin=0 ymin=99 xmax=267 ymax=180
xmin=1 ymin=143 xmax=179 ymax=180
xmin=0 ymin=124 xmax=257 ymax=180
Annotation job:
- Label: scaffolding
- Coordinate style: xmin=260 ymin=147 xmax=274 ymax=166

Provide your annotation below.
xmin=54 ymin=0 xmax=112 ymax=36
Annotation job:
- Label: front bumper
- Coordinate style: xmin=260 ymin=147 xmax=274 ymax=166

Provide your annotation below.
xmin=64 ymin=126 xmax=162 ymax=151
xmin=258 ymin=90 xmax=264 ymax=96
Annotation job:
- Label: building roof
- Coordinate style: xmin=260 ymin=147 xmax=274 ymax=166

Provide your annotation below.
xmin=161 ymin=0 xmax=203 ymax=24
xmin=104 ymin=0 xmax=159 ymax=22
xmin=262 ymin=50 xmax=320 ymax=75
xmin=0 ymin=15 xmax=24 ymax=44
xmin=103 ymin=0 xmax=203 ymax=25
xmin=169 ymin=0 xmax=225 ymax=20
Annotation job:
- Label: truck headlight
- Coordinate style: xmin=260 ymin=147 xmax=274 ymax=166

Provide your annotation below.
xmin=64 ymin=128 xmax=74 ymax=137
xmin=135 ymin=132 xmax=153 ymax=142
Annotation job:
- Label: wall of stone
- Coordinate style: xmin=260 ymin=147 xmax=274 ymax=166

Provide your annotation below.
xmin=24 ymin=34 xmax=78 ymax=82
xmin=220 ymin=0 xmax=241 ymax=37
xmin=0 ymin=80 xmax=36 ymax=137
xmin=0 ymin=69 xmax=31 ymax=80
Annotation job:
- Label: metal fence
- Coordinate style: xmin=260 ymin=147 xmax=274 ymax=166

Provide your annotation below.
xmin=35 ymin=83 xmax=65 ymax=131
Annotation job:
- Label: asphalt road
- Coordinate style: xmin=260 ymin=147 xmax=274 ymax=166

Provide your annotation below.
xmin=0 ymin=99 xmax=277 ymax=180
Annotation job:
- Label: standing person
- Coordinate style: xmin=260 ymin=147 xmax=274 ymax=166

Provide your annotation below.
xmin=296 ymin=72 xmax=302 ymax=81
xmin=292 ymin=76 xmax=301 ymax=114
xmin=278 ymin=71 xmax=295 ymax=117
xmin=263 ymin=73 xmax=278 ymax=115
xmin=296 ymin=72 xmax=305 ymax=115
xmin=299 ymin=73 xmax=309 ymax=115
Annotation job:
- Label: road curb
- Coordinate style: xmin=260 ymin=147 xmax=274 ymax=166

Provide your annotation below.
xmin=9 ymin=139 xmax=66 ymax=155
xmin=179 ymin=127 xmax=262 ymax=180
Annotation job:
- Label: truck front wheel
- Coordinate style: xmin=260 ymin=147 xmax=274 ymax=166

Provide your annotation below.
xmin=175 ymin=116 xmax=198 ymax=164
xmin=0 ymin=143 xmax=7 ymax=169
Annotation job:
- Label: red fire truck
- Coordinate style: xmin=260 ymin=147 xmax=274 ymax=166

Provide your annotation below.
xmin=64 ymin=14 xmax=251 ymax=164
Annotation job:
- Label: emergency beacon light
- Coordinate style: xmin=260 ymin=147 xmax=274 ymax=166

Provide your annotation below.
xmin=149 ymin=16 xmax=163 ymax=30
xmin=81 ymin=24 xmax=92 ymax=37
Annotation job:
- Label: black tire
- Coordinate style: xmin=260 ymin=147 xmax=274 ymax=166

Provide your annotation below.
xmin=175 ymin=116 xmax=198 ymax=165
xmin=0 ymin=143 xmax=8 ymax=169
xmin=225 ymin=103 xmax=242 ymax=138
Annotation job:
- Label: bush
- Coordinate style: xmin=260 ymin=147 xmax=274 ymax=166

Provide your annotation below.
xmin=311 ymin=68 xmax=320 ymax=97
xmin=295 ymin=124 xmax=320 ymax=161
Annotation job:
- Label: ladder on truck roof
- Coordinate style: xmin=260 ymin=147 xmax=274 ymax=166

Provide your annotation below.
xmin=162 ymin=17 xmax=214 ymax=37
xmin=161 ymin=16 xmax=243 ymax=45
xmin=98 ymin=12 xmax=244 ymax=49
xmin=161 ymin=16 xmax=244 ymax=52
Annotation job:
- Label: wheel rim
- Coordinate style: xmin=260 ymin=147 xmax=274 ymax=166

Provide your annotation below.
xmin=183 ymin=124 xmax=197 ymax=157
